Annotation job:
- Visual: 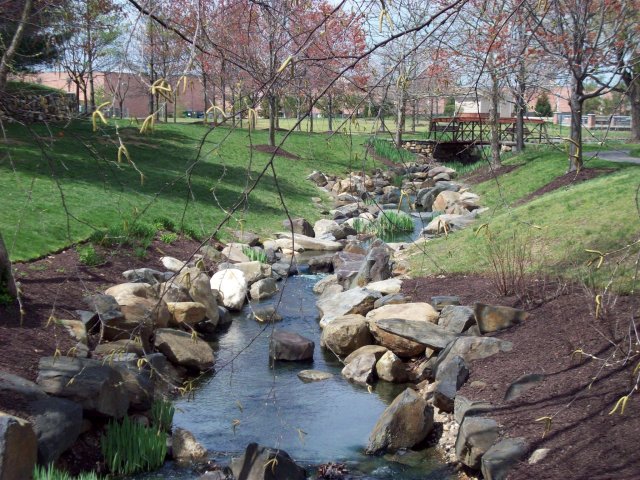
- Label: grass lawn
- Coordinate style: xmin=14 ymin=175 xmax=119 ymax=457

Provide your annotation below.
xmin=408 ymin=145 xmax=640 ymax=290
xmin=0 ymin=120 xmax=375 ymax=261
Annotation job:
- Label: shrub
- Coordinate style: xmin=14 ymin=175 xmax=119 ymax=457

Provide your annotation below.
xmin=480 ymin=226 xmax=533 ymax=297
xmin=367 ymin=137 xmax=415 ymax=164
xmin=101 ymin=416 xmax=167 ymax=476
xmin=33 ymin=464 xmax=101 ymax=480
xmin=152 ymin=216 xmax=176 ymax=232
xmin=151 ymin=397 xmax=175 ymax=433
xmin=160 ymin=232 xmax=178 ymax=244
xmin=242 ymin=246 xmax=268 ymax=264
xmin=179 ymin=225 xmax=201 ymax=241
xmin=77 ymin=245 xmax=103 ymax=266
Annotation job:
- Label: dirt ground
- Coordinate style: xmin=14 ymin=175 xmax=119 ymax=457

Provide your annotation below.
xmin=402 ymin=275 xmax=640 ymax=480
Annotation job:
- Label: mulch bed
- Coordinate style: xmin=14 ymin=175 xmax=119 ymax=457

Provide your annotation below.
xmin=514 ymin=167 xmax=615 ymax=206
xmin=402 ymin=275 xmax=640 ymax=480
xmin=0 ymin=236 xmax=212 ymax=384
xmin=462 ymin=164 xmax=521 ymax=185
xmin=251 ymin=144 xmax=301 ymax=159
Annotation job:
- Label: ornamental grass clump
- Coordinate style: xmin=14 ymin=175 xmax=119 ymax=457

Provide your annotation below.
xmin=33 ymin=464 xmax=101 ymax=480
xmin=151 ymin=397 xmax=175 ymax=433
xmin=242 ymin=246 xmax=268 ymax=264
xmin=374 ymin=211 xmax=414 ymax=236
xmin=101 ymin=415 xmax=167 ymax=475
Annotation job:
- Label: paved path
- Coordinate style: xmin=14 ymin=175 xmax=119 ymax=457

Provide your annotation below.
xmin=586 ymin=149 xmax=640 ymax=165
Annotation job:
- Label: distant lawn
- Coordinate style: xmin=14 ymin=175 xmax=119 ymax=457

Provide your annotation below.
xmin=5 ymin=81 xmax=64 ymax=95
xmin=0 ymin=120 xmax=374 ymax=261
xmin=408 ymin=145 xmax=640 ymax=290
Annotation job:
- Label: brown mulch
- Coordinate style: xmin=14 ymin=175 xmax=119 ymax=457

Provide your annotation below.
xmin=402 ymin=275 xmax=640 ymax=480
xmin=251 ymin=144 xmax=301 ymax=159
xmin=0 ymin=236 xmax=213 ymax=384
xmin=462 ymin=164 xmax=521 ymax=185
xmin=514 ymin=167 xmax=615 ymax=206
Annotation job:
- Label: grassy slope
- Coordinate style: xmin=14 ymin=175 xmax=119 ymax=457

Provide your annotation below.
xmin=0 ymin=121 xmax=373 ymax=261
xmin=409 ymin=145 xmax=640 ymax=290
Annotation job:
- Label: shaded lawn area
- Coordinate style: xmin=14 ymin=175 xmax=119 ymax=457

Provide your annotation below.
xmin=0 ymin=120 xmax=374 ymax=261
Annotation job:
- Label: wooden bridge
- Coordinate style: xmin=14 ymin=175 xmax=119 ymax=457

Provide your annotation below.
xmin=427 ymin=114 xmax=548 ymax=144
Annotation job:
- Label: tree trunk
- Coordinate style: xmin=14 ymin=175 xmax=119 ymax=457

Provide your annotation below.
xmin=411 ymin=98 xmax=417 ymax=133
xmin=308 ymin=97 xmax=314 ymax=133
xmin=489 ymin=70 xmax=501 ymax=166
xmin=87 ymin=25 xmax=96 ymax=112
xmin=514 ymin=59 xmax=526 ymax=153
xmin=268 ymin=94 xmax=277 ymax=147
xmin=395 ymin=89 xmax=406 ymax=146
xmin=0 ymin=232 xmax=17 ymax=300
xmin=296 ymin=96 xmax=301 ymax=131
xmin=625 ymin=77 xmax=640 ymax=142
xmin=274 ymin=96 xmax=280 ymax=129
xmin=568 ymin=92 xmax=584 ymax=172
xmin=328 ymin=94 xmax=333 ymax=131
xmin=0 ymin=0 xmax=33 ymax=92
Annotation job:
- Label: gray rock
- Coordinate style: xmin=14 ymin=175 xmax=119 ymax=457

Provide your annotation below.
xmin=435 ymin=337 xmax=513 ymax=372
xmin=343 ymin=345 xmax=389 ymax=364
xmin=366 ymin=388 xmax=434 ymax=454
xmin=374 ymin=294 xmax=410 ymax=309
xmin=157 ymin=282 xmax=192 ymax=303
xmin=249 ymin=278 xmax=278 ymax=300
xmin=341 ymin=353 xmax=376 ymax=386
xmin=439 ymin=306 xmax=476 ymax=334
xmin=504 ymin=373 xmax=546 ymax=402
xmin=317 ymin=288 xmax=381 ymax=328
xmin=0 ymin=413 xmax=37 ymax=480
xmin=474 ymin=303 xmax=528 ymax=334
xmin=232 ymin=231 xmax=260 ymax=247
xmin=154 ymin=329 xmax=215 ymax=372
xmin=375 ymin=351 xmax=409 ymax=383
xmin=376 ymin=319 xmax=457 ymax=350
xmin=415 ymin=182 xmax=460 ymax=211
xmin=349 ymin=241 xmax=392 ymax=289
xmin=249 ymin=304 xmax=282 ymax=323
xmin=83 ymin=293 xmax=123 ymax=326
xmin=93 ymin=339 xmax=146 ymax=357
xmin=481 ymin=438 xmax=528 ymax=480
xmin=271 ymin=261 xmax=298 ymax=277
xmin=111 ymin=364 xmax=154 ymax=411
xmin=172 ymin=428 xmax=207 ymax=462
xmin=282 ymin=218 xmax=315 ymax=237
xmin=454 ymin=396 xmax=494 ymax=424
xmin=219 ymin=261 xmax=271 ymax=284
xmin=307 ymin=256 xmax=334 ymax=273
xmin=275 ymin=232 xmax=343 ymax=251
xmin=269 ymin=331 xmax=314 ymax=361
xmin=36 ymin=357 xmax=129 ymax=419
xmin=217 ymin=306 xmax=233 ymax=327
xmin=0 ymin=372 xmax=83 ymax=465
xmin=455 ymin=417 xmax=499 ymax=469
xmin=433 ymin=356 xmax=469 ymax=413
xmin=297 ymin=370 xmax=333 ymax=382
xmin=189 ymin=274 xmax=220 ymax=326
xmin=430 ymin=295 xmax=460 ymax=311
xmin=312 ymin=274 xmax=338 ymax=294
xmin=123 ymin=267 xmax=166 ymax=284
xmin=231 ymin=443 xmax=306 ymax=480
xmin=320 ymin=314 xmax=373 ymax=356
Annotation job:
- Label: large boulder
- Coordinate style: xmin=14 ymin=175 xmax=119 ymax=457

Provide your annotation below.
xmin=481 ymin=438 xmax=528 ymax=480
xmin=341 ymin=353 xmax=376 ymax=386
xmin=349 ymin=241 xmax=392 ymax=289
xmin=105 ymin=282 xmax=156 ymax=302
xmin=111 ymin=364 xmax=154 ymax=411
xmin=172 ymin=428 xmax=207 ymax=462
xmin=166 ymin=302 xmax=207 ymax=326
xmin=231 ymin=443 xmax=306 ymax=480
xmin=269 ymin=331 xmax=314 ymax=361
xmin=366 ymin=388 xmax=434 ymax=454
xmin=189 ymin=274 xmax=220 ymax=326
xmin=375 ymin=319 xmax=457 ymax=350
xmin=102 ymin=294 xmax=169 ymax=344
xmin=343 ymin=345 xmax=388 ymax=364
xmin=210 ymin=269 xmax=248 ymax=311
xmin=317 ymin=288 xmax=381 ymax=328
xmin=0 ymin=373 xmax=83 ymax=465
xmin=439 ymin=306 xmax=476 ymax=334
xmin=474 ymin=303 xmax=528 ymax=334
xmin=0 ymin=413 xmax=37 ymax=480
xmin=155 ymin=329 xmax=215 ymax=371
xmin=415 ymin=182 xmax=460 ymax=211
xmin=375 ymin=351 xmax=409 ymax=383
xmin=221 ymin=243 xmax=251 ymax=263
xmin=93 ymin=339 xmax=146 ymax=357
xmin=320 ymin=314 xmax=373 ymax=356
xmin=219 ymin=261 xmax=271 ymax=284
xmin=366 ymin=278 xmax=403 ymax=295
xmin=83 ymin=294 xmax=124 ymax=334
xmin=366 ymin=303 xmax=439 ymax=324
xmin=275 ymin=232 xmax=343 ymax=252
xmin=421 ymin=213 xmax=477 ymax=235
xmin=455 ymin=417 xmax=499 ymax=469
xmin=432 ymin=191 xmax=461 ymax=212
xmin=36 ymin=357 xmax=129 ymax=419
xmin=433 ymin=355 xmax=469 ymax=413
xmin=454 ymin=396 xmax=494 ymax=424
xmin=282 ymin=218 xmax=315 ymax=237
xmin=249 ymin=278 xmax=278 ymax=300
xmin=435 ymin=337 xmax=513 ymax=371
xmin=314 ymin=219 xmax=344 ymax=240
xmin=123 ymin=267 xmax=166 ymax=284
xmin=160 ymin=256 xmax=186 ymax=272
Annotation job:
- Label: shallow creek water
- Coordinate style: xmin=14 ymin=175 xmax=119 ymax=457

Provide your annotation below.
xmin=134 ymin=270 xmax=452 ymax=479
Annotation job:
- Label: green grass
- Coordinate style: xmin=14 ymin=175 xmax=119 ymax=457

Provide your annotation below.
xmin=629 ymin=147 xmax=640 ymax=158
xmin=34 ymin=464 xmax=101 ymax=480
xmin=368 ymin=137 xmax=415 ymax=164
xmin=408 ymin=145 xmax=640 ymax=290
xmin=0 ymin=120 xmax=374 ymax=261
xmin=6 ymin=81 xmax=64 ymax=95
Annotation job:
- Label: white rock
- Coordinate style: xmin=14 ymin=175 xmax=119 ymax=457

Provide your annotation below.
xmin=160 ymin=256 xmax=186 ymax=272
xmin=365 ymin=278 xmax=403 ymax=295
xmin=209 ymin=269 xmax=247 ymax=311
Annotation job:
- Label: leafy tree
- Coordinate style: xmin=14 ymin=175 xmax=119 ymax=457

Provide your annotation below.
xmin=535 ymin=92 xmax=553 ymax=117
xmin=444 ymin=96 xmax=456 ymax=116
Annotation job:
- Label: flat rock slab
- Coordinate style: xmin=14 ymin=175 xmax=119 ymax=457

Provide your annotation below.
xmin=474 ymin=303 xmax=528 ymax=334
xmin=317 ymin=288 xmax=381 ymax=328
xmin=275 ymin=232 xmax=343 ymax=251
xmin=155 ymin=329 xmax=215 ymax=372
xmin=0 ymin=413 xmax=37 ymax=480
xmin=481 ymin=438 xmax=528 ymax=480
xmin=297 ymin=370 xmax=334 ymax=382
xmin=376 ymin=319 xmax=457 ymax=350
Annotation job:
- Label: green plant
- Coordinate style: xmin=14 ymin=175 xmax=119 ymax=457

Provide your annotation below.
xmin=367 ymin=137 xmax=415 ymax=164
xmin=33 ymin=464 xmax=101 ymax=480
xmin=351 ymin=218 xmax=369 ymax=234
xmin=151 ymin=397 xmax=175 ymax=433
xmin=242 ymin=246 xmax=268 ymax=264
xmin=179 ymin=225 xmax=201 ymax=241
xmin=101 ymin=416 xmax=167 ymax=475
xmin=153 ymin=216 xmax=176 ymax=232
xmin=134 ymin=246 xmax=148 ymax=260
xmin=77 ymin=245 xmax=103 ymax=266
xmin=375 ymin=211 xmax=414 ymax=235
xmin=443 ymin=160 xmax=484 ymax=177
xmin=160 ymin=232 xmax=178 ymax=244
